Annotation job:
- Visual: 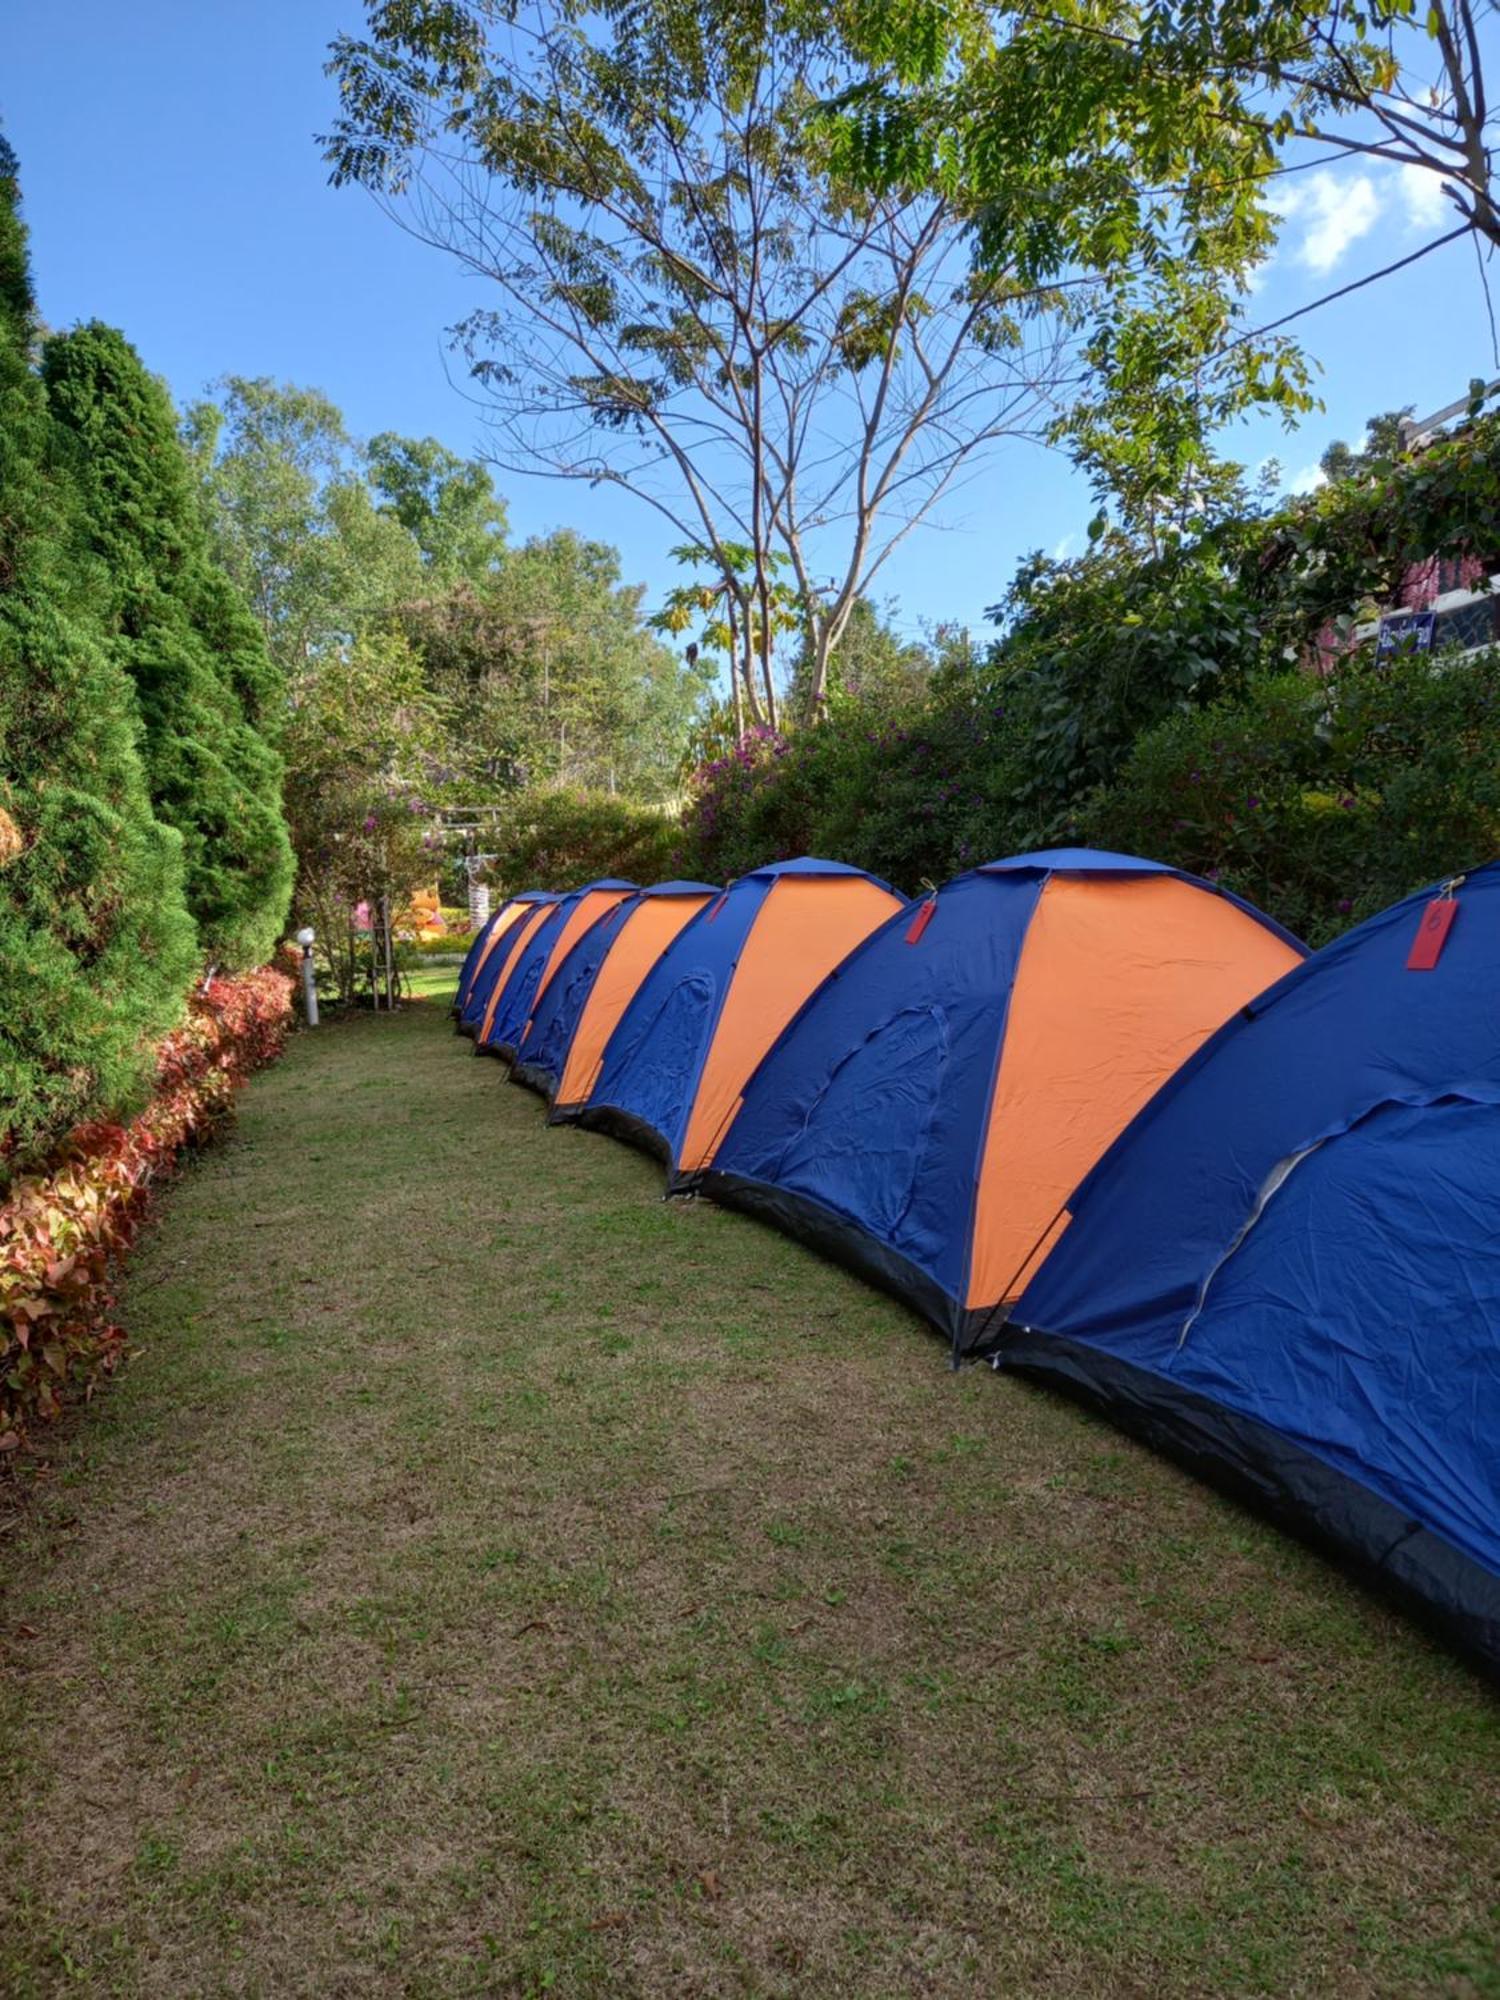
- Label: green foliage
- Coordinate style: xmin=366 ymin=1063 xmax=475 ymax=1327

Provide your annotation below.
xmin=1247 ymin=395 xmax=1500 ymax=657
xmin=366 ymin=432 xmax=507 ymax=586
xmin=281 ymin=627 xmax=448 ymax=1006
xmin=677 ymin=693 xmax=1049 ymax=890
xmin=485 ymin=788 xmax=681 ymax=896
xmin=679 ymin=406 xmax=1500 ymax=932
xmin=986 ymin=525 xmax=1269 ymax=829
xmin=0 ymin=144 xmax=198 ymax=1171
xmin=1083 ymin=649 xmax=1500 ymax=945
xmin=41 ymin=324 xmax=294 ymax=968
xmin=184 ymin=376 xmax=425 ymax=670
xmin=407 ymin=529 xmax=711 ymax=802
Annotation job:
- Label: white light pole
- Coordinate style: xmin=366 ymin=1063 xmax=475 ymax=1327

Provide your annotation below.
xmin=296 ymin=926 xmax=319 ymax=1028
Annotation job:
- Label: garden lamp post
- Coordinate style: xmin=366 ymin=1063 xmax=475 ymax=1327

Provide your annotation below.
xmin=296 ymin=925 xmax=319 ymax=1028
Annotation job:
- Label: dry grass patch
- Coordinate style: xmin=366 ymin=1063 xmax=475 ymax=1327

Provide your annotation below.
xmin=1 ymin=998 xmax=1497 ymax=1998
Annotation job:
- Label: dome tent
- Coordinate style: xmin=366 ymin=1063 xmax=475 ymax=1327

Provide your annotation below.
xmin=572 ymin=859 xmax=905 ymax=1175
xmin=699 ymin=850 xmax=1303 ymax=1353
xmin=456 ymin=891 xmax=557 ymax=1038
xmin=453 ymin=892 xmax=550 ymax=1023
xmin=511 ymin=881 xmax=716 ymax=1104
xmin=1005 ymin=864 xmax=1500 ymax=1670
xmin=476 ymin=879 xmax=636 ymax=1061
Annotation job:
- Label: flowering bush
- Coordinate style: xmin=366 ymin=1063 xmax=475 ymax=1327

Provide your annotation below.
xmin=675 ymin=694 xmax=1051 ymax=890
xmin=0 ymin=968 xmax=293 ymax=1453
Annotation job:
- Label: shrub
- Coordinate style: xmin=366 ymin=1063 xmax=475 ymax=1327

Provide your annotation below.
xmin=674 ymin=693 xmax=1053 ymax=892
xmin=1082 ymin=647 xmax=1500 ymax=943
xmin=41 ymin=322 xmax=294 ymax=968
xmin=488 ymin=787 xmax=681 ymax=892
xmin=0 ymin=968 xmax=292 ymax=1452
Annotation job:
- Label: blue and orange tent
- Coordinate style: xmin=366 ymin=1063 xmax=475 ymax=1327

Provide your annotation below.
xmin=572 ymin=859 xmax=906 ymax=1175
xmin=476 ymin=879 xmax=636 ymax=1060
xmin=456 ymin=891 xmax=557 ymax=1038
xmin=700 ymin=851 xmax=1303 ymax=1351
xmin=1005 ymin=864 xmax=1500 ymax=1670
xmin=511 ymin=881 xmax=716 ymax=1103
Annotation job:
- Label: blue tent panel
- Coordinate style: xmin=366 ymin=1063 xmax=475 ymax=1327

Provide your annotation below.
xmin=701 ymin=868 xmax=1043 ymax=1320
xmin=511 ymin=881 xmax=715 ymax=1101
xmin=1009 ymin=862 xmax=1500 ymax=1670
xmin=457 ymin=892 xmax=558 ymax=1036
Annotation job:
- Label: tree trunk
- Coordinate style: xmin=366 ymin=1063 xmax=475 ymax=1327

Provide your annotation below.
xmin=803 ymin=615 xmax=833 ymax=724
xmin=760 ymin=621 xmax=778 ymax=733
xmin=728 ymin=595 xmax=744 ymax=740
xmin=755 ymin=557 xmax=777 ymax=733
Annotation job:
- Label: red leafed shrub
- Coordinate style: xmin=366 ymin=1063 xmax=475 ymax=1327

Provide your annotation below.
xmin=0 ymin=968 xmax=293 ymax=1454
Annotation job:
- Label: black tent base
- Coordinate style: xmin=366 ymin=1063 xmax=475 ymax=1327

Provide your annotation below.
xmin=472 ymin=1040 xmax=509 ymax=1062
xmin=573 ymin=1103 xmax=673 ymax=1168
xmin=510 ymin=1060 xmax=557 ymax=1103
xmin=692 ymin=1169 xmax=960 ymax=1347
xmin=988 ymin=1323 xmax=1500 ymax=1681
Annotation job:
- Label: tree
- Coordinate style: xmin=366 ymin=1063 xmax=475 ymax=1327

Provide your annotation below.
xmin=789 ymin=595 xmax=933 ymax=713
xmin=1320 ymin=409 xmax=1415 ymax=484
xmin=185 ymin=377 xmax=425 ymax=669
xmin=0 ymin=141 xmax=197 ymax=1169
xmin=650 ymin=542 xmax=803 ymax=734
xmin=839 ymin=3 xmax=1499 ymax=354
xmin=42 ymin=324 xmax=294 ymax=968
xmin=402 ymin=528 xmax=710 ymax=799
xmin=281 ymin=626 xmax=449 ymax=1006
xmin=366 ymin=431 xmax=508 ymax=585
xmin=323 ymin=0 xmax=1129 ymax=719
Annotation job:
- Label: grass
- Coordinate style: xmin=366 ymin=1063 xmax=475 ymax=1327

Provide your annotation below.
xmin=0 ymin=998 xmax=1496 ymax=1997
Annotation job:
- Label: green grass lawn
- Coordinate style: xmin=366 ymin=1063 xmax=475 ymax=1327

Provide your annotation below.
xmin=1 ymin=999 xmax=1496 ymax=1997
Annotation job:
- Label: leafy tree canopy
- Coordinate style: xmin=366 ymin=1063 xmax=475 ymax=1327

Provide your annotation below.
xmin=322 ymin=0 xmax=1306 ymax=717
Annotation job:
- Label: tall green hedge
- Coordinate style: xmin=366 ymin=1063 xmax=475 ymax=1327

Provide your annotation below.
xmin=42 ymin=322 xmax=294 ymax=968
xmin=0 ymin=144 xmax=198 ymax=1169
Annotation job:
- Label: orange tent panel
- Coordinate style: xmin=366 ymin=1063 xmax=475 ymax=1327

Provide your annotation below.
xmin=526 ymin=886 xmax=633 ymax=1025
xmin=964 ymin=872 xmax=1304 ymax=1310
xmin=557 ymin=892 xmax=714 ymax=1109
xmin=678 ymin=873 xmax=905 ymax=1174
xmin=477 ymin=900 xmax=557 ymax=1045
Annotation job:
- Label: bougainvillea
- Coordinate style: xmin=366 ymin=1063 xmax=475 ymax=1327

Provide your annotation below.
xmin=0 ymin=968 xmax=293 ymax=1454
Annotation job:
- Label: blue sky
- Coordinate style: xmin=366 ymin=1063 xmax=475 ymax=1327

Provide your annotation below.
xmin=8 ymin=0 xmax=1499 ymax=646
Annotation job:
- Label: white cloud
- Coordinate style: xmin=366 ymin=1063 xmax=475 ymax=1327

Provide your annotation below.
xmin=1052 ymin=532 xmax=1078 ymax=561
xmin=1278 ymin=169 xmax=1383 ymax=274
xmin=1396 ymin=161 xmax=1450 ymax=233
xmin=1286 ymin=461 xmax=1328 ymax=497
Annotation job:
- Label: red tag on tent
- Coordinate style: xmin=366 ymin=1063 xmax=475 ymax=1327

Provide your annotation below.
xmin=905 ymin=897 xmax=937 ymax=945
xmin=1407 ymin=896 xmax=1458 ymax=970
xmin=705 ymin=892 xmax=729 ymax=923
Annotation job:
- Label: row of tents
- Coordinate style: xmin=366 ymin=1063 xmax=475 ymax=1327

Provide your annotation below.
xmin=453 ymin=851 xmax=1499 ymax=1675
